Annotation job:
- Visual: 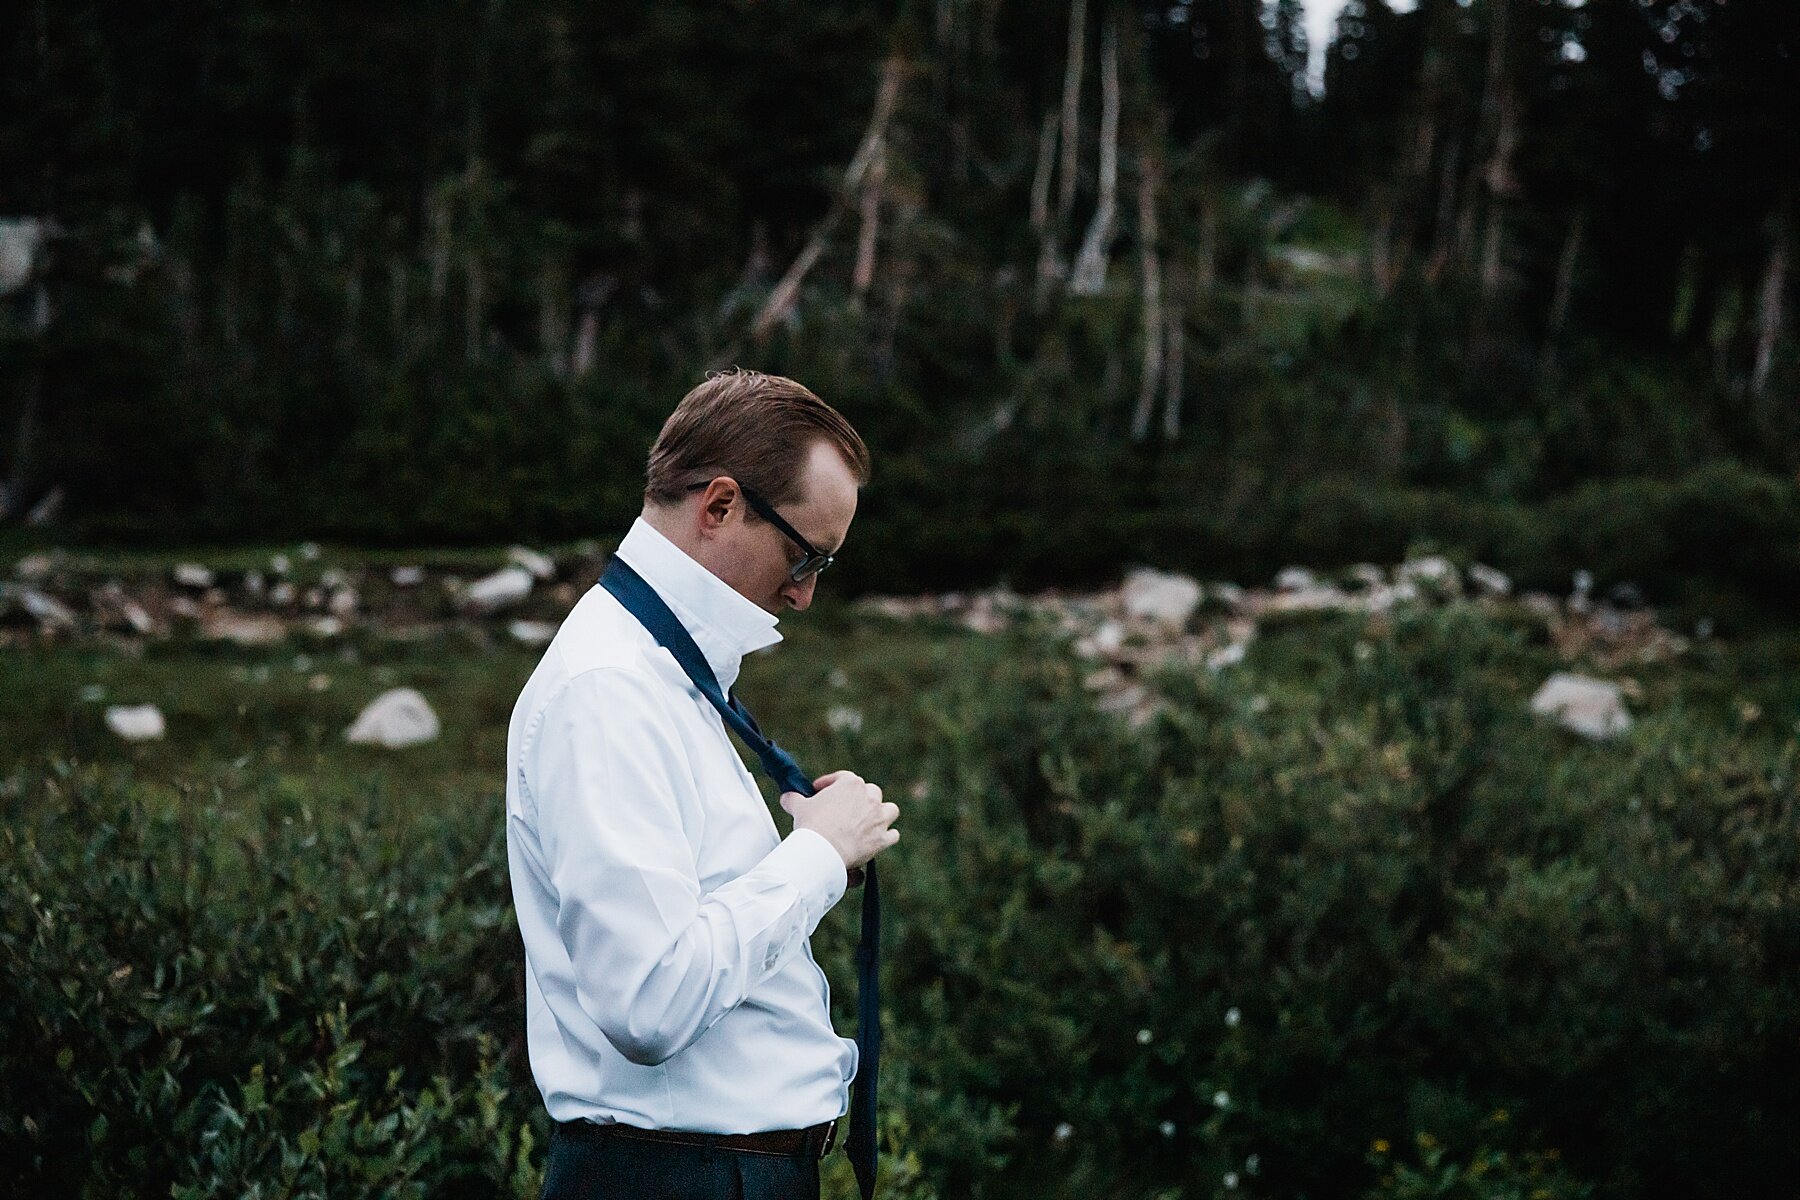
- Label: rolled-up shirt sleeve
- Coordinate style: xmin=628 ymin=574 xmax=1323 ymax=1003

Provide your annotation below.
xmin=525 ymin=665 xmax=847 ymax=1067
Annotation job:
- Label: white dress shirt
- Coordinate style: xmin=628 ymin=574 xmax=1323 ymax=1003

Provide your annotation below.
xmin=505 ymin=517 xmax=855 ymax=1133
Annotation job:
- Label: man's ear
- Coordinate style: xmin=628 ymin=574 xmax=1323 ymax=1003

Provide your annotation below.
xmin=696 ymin=477 xmax=740 ymax=537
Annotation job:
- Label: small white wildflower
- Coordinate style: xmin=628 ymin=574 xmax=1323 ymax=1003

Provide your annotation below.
xmin=1245 ymin=1154 xmax=1260 ymax=1175
xmin=1247 ymin=695 xmax=1270 ymax=714
xmin=1136 ymin=1028 xmax=1154 ymax=1045
xmin=1053 ymin=1122 xmax=1074 ymax=1144
xmin=1159 ymin=1121 xmax=1176 ymax=1138
xmin=826 ymin=705 xmax=864 ymax=734
xmin=828 ymin=668 xmax=850 ymax=689
xmin=1223 ymin=1171 xmax=1240 ymax=1189
xmin=78 ymin=685 xmax=105 ymax=703
xmin=1353 ymin=641 xmax=1373 ymax=661
xmin=1224 ymin=1007 xmax=1241 ymax=1028
xmin=1213 ymin=1090 xmax=1231 ymax=1109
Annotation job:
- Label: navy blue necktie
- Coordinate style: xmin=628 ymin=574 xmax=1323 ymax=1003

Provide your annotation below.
xmin=601 ymin=558 xmax=882 ymax=1199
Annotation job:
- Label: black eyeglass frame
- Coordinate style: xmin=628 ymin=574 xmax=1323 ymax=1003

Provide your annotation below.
xmin=684 ymin=479 xmax=836 ymax=582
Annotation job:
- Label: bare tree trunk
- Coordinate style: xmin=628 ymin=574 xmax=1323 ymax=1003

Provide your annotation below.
xmin=1131 ymin=150 xmax=1164 ymax=442
xmin=852 ymin=151 xmax=886 ymax=305
xmin=1069 ymin=12 xmax=1119 ymax=296
xmin=1539 ymin=208 xmax=1585 ymax=379
xmin=1471 ymin=0 xmax=1518 ymax=293
xmin=1032 ymin=108 xmax=1063 ymax=303
xmin=1055 ymin=0 xmax=1089 ymax=229
xmin=1162 ymin=304 xmax=1185 ymax=441
xmin=1752 ymin=208 xmax=1790 ymax=399
xmin=3 ymin=287 xmax=49 ymax=520
xmin=752 ymin=54 xmax=907 ymax=341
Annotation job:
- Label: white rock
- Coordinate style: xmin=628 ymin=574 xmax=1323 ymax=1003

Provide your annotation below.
xmin=299 ymin=542 xmax=321 ymax=561
xmin=307 ymin=615 xmax=344 ymax=638
xmin=20 ymin=587 xmax=76 ymax=631
xmin=1529 ymin=673 xmax=1632 ymax=739
xmin=1268 ymin=584 xmax=1354 ymax=613
xmin=507 ymin=545 xmax=557 ymax=581
xmin=1274 ymin=566 xmax=1316 ymax=592
xmin=1468 ymin=563 xmax=1512 ymax=596
xmin=200 ymin=611 xmax=286 ymax=645
xmin=243 ymin=570 xmax=266 ymax=598
xmin=1121 ymin=568 xmax=1203 ymax=628
xmin=345 ymin=688 xmax=441 ymax=749
xmin=269 ymin=581 xmax=296 ymax=607
xmin=1206 ymin=641 xmax=1248 ymax=671
xmin=508 ymin=619 xmax=559 ymax=646
xmin=14 ymin=553 xmax=56 ymax=579
xmin=269 ymin=553 xmax=291 ymax=576
xmin=461 ymin=566 xmax=534 ymax=614
xmin=1348 ymin=563 xmax=1387 ymax=589
xmin=319 ymin=567 xmax=350 ymax=590
xmin=105 ymin=704 xmax=165 ymax=741
xmin=172 ymin=563 xmax=214 ymax=589
xmin=389 ymin=565 xmax=426 ymax=587
xmin=327 ymin=587 xmax=358 ymax=616
xmin=1397 ymin=556 xmax=1458 ymax=592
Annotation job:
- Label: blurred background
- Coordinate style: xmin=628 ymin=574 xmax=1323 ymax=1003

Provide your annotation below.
xmin=2 ymin=0 xmax=1795 ymax=610
xmin=4 ymin=3 xmax=1799 ymax=1199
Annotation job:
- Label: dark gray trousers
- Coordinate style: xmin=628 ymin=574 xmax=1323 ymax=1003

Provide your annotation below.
xmin=542 ymin=1123 xmax=822 ymax=1200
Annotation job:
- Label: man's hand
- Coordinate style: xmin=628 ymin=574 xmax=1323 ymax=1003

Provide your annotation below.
xmin=781 ymin=770 xmax=899 ymax=871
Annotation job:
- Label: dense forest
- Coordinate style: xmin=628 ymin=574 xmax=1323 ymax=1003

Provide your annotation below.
xmin=2 ymin=0 xmax=1796 ymax=610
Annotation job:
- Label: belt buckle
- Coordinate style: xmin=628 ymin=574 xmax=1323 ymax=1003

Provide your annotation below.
xmin=819 ymin=1119 xmax=839 ymax=1159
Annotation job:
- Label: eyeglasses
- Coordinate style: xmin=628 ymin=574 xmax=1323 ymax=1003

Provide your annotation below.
xmin=684 ymin=479 xmax=837 ymax=582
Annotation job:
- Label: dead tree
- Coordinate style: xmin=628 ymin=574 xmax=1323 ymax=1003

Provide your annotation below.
xmin=1055 ymin=0 xmax=1089 ymax=230
xmin=751 ymin=54 xmax=908 ymax=342
xmin=1751 ymin=205 xmax=1790 ymax=400
xmin=1131 ymin=148 xmax=1164 ymax=442
xmin=1068 ymin=11 xmax=1119 ymax=297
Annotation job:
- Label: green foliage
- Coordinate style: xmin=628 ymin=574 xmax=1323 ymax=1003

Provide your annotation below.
xmin=5 ymin=604 xmax=1800 ymax=1198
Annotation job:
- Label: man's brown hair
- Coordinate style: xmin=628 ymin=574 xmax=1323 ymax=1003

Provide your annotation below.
xmin=645 ymin=370 xmax=871 ymax=508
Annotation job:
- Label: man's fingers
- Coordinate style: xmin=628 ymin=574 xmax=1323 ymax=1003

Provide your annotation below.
xmin=867 ymin=783 xmax=883 ymax=804
xmin=879 ymin=801 xmax=899 ymax=825
xmin=779 ymin=791 xmax=802 ymax=815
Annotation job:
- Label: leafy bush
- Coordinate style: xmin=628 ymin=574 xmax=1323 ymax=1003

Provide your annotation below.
xmin=5 ymin=604 xmax=1798 ymax=1198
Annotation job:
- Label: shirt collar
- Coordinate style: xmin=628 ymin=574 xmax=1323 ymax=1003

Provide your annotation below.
xmin=612 ymin=516 xmax=783 ymax=693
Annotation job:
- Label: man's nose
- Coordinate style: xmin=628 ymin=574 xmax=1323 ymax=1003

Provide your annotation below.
xmin=781 ymin=574 xmax=818 ymax=612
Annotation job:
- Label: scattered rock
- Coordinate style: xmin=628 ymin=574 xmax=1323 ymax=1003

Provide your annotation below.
xmin=200 ymin=611 xmax=286 ymax=646
xmin=1347 ymin=563 xmax=1387 ymax=589
xmin=389 ymin=565 xmax=425 ymax=587
xmin=508 ymin=619 xmax=559 ymax=646
xmin=270 ymin=553 xmax=291 ymax=576
xmin=1206 ymin=641 xmax=1248 ymax=671
xmin=1274 ymin=566 xmax=1316 ymax=592
xmin=345 ymin=688 xmax=440 ymax=749
xmin=20 ymin=587 xmax=77 ymax=631
xmin=508 ymin=546 xmax=558 ymax=581
xmin=1529 ymin=673 xmax=1632 ymax=739
xmin=105 ymin=704 xmax=166 ymax=741
xmin=327 ymin=587 xmax=359 ymax=617
xmin=92 ymin=583 xmax=157 ymax=635
xmin=307 ymin=616 xmax=344 ymax=638
xmin=461 ymin=566 xmax=533 ymax=614
xmin=1467 ymin=563 xmax=1512 ymax=597
xmin=1397 ymin=556 xmax=1459 ymax=595
xmin=1121 ymin=568 xmax=1203 ymax=629
xmin=1267 ymin=584 xmax=1354 ymax=613
xmin=14 ymin=553 xmax=56 ymax=580
xmin=269 ymin=581 xmax=297 ymax=607
xmin=299 ymin=542 xmax=322 ymax=561
xmin=243 ymin=570 xmax=266 ymax=598
xmin=172 ymin=563 xmax=214 ymax=589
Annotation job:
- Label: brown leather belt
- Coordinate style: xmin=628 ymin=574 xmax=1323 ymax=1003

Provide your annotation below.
xmin=557 ymin=1118 xmax=839 ymax=1160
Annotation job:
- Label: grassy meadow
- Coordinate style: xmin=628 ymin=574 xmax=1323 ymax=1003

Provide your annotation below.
xmin=4 ymin=548 xmax=1798 ymax=1199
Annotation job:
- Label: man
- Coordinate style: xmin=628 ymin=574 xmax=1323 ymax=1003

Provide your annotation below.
xmin=505 ymin=370 xmax=900 ymax=1200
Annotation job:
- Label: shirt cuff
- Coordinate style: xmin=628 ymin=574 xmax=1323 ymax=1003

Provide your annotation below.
xmin=769 ymin=827 xmax=850 ymax=919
